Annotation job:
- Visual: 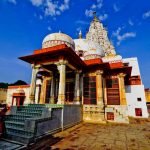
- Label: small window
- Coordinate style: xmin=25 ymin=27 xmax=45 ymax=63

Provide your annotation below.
xmin=107 ymin=112 xmax=114 ymax=120
xmin=137 ymin=98 xmax=142 ymax=101
xmin=135 ymin=108 xmax=142 ymax=116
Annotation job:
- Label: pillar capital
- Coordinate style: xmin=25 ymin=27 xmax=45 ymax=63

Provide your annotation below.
xmin=56 ymin=60 xmax=68 ymax=66
xmin=75 ymin=70 xmax=82 ymax=74
xmin=118 ymin=73 xmax=126 ymax=78
xmin=96 ymin=70 xmax=103 ymax=75
xmin=31 ymin=64 xmax=41 ymax=70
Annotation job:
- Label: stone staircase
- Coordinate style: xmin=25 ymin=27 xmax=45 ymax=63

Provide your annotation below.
xmin=105 ymin=105 xmax=129 ymax=123
xmin=4 ymin=104 xmax=50 ymax=144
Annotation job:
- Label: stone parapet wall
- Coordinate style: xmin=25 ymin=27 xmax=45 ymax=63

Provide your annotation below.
xmin=83 ymin=105 xmax=105 ymax=123
xmin=36 ymin=105 xmax=82 ymax=137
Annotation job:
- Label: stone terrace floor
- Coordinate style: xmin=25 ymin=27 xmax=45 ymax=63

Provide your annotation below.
xmin=24 ymin=118 xmax=150 ymax=150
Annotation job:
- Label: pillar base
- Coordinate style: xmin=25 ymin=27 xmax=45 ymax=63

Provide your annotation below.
xmin=29 ymin=95 xmax=35 ymax=104
xmin=73 ymin=97 xmax=80 ymax=105
xmin=50 ymin=97 xmax=55 ymax=104
xmin=73 ymin=101 xmax=80 ymax=105
xmin=57 ymin=94 xmax=65 ymax=104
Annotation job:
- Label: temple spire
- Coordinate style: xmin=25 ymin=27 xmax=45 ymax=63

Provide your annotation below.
xmin=78 ymin=30 xmax=82 ymax=39
xmin=93 ymin=11 xmax=99 ymax=22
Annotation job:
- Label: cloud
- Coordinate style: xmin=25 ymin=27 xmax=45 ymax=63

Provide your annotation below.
xmin=85 ymin=9 xmax=93 ymax=17
xmin=128 ymin=19 xmax=134 ymax=26
xmin=143 ymin=10 xmax=150 ymax=19
xmin=112 ymin=27 xmax=136 ymax=45
xmin=47 ymin=26 xmax=52 ymax=31
xmin=97 ymin=0 xmax=103 ymax=9
xmin=113 ymin=4 xmax=120 ymax=12
xmin=99 ymin=13 xmax=108 ymax=21
xmin=5 ymin=0 xmax=17 ymax=4
xmin=85 ymin=0 xmax=103 ymax=17
xmin=76 ymin=27 xmax=82 ymax=32
xmin=30 ymin=0 xmax=43 ymax=6
xmin=39 ymin=15 xmax=43 ymax=20
xmin=30 ymin=0 xmax=70 ymax=17
xmin=76 ymin=20 xmax=89 ymax=25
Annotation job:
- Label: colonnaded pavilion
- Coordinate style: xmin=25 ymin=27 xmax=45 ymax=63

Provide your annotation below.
xmin=7 ymin=15 xmax=149 ymax=125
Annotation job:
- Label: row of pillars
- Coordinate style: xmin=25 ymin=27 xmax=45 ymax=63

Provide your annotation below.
xmin=29 ymin=62 xmax=127 ymax=105
xmin=29 ymin=60 xmax=81 ymax=104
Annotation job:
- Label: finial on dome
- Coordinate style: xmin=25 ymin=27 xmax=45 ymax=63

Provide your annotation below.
xmin=93 ymin=11 xmax=99 ymax=22
xmin=78 ymin=30 xmax=82 ymax=39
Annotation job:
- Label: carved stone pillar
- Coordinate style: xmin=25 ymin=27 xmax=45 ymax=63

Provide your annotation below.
xmin=118 ymin=73 xmax=127 ymax=105
xmin=29 ymin=65 xmax=39 ymax=103
xmin=39 ymin=77 xmax=46 ymax=104
xmin=57 ymin=60 xmax=67 ymax=104
xmin=80 ymin=75 xmax=84 ymax=104
xmin=96 ymin=70 xmax=104 ymax=105
xmin=50 ymin=74 xmax=55 ymax=104
xmin=103 ymin=78 xmax=107 ymax=106
xmin=74 ymin=70 xmax=81 ymax=104
xmin=55 ymin=78 xmax=58 ymax=100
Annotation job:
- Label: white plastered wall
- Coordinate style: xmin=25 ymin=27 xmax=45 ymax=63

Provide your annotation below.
xmin=6 ymin=86 xmax=30 ymax=106
xmin=126 ymin=85 xmax=148 ymax=118
xmin=123 ymin=57 xmax=148 ymax=118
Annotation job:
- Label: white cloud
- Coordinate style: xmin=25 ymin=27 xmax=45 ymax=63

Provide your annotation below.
xmin=48 ymin=26 xmax=52 ymax=31
xmin=30 ymin=0 xmax=43 ymax=6
xmin=97 ymin=0 xmax=103 ymax=9
xmin=99 ymin=13 xmax=108 ymax=21
xmin=76 ymin=20 xmax=89 ymax=25
xmin=128 ymin=19 xmax=134 ymax=26
xmin=30 ymin=0 xmax=70 ymax=17
xmin=76 ymin=27 xmax=82 ymax=32
xmin=85 ymin=0 xmax=103 ymax=18
xmin=113 ymin=4 xmax=119 ymax=12
xmin=39 ymin=15 xmax=43 ymax=20
xmin=5 ymin=0 xmax=17 ymax=4
xmin=143 ymin=10 xmax=150 ymax=19
xmin=112 ymin=27 xmax=136 ymax=45
xmin=91 ymin=4 xmax=96 ymax=9
xmin=85 ymin=9 xmax=93 ymax=17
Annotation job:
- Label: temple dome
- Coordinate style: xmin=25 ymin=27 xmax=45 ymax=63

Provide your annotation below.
xmin=74 ymin=38 xmax=105 ymax=60
xmin=42 ymin=32 xmax=75 ymax=50
xmin=74 ymin=39 xmax=89 ymax=52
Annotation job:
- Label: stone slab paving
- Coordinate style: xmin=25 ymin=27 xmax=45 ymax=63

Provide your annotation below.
xmin=50 ymin=122 xmax=150 ymax=150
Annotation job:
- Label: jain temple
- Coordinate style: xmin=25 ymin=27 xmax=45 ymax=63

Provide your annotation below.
xmin=4 ymin=15 xmax=149 ymax=143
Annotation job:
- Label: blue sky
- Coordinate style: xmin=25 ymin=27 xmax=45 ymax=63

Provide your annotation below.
xmin=0 ymin=0 xmax=150 ymax=87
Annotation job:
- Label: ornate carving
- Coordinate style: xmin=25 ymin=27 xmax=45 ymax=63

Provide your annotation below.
xmin=86 ymin=16 xmax=116 ymax=56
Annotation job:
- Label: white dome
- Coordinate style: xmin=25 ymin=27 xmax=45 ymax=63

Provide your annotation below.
xmin=74 ymin=39 xmax=89 ymax=52
xmin=102 ymin=55 xmax=122 ymax=63
xmin=42 ymin=32 xmax=75 ymax=50
xmin=74 ymin=39 xmax=105 ymax=60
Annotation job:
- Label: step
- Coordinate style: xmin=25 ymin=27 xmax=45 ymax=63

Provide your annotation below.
xmin=5 ymin=128 xmax=34 ymax=137
xmin=17 ymin=107 xmax=44 ymax=111
xmin=17 ymin=108 xmax=43 ymax=113
xmin=5 ymin=132 xmax=34 ymax=144
xmin=5 ymin=121 xmax=25 ymax=129
xmin=5 ymin=124 xmax=24 ymax=130
xmin=5 ymin=115 xmax=32 ymax=123
xmin=16 ymin=112 xmax=42 ymax=117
